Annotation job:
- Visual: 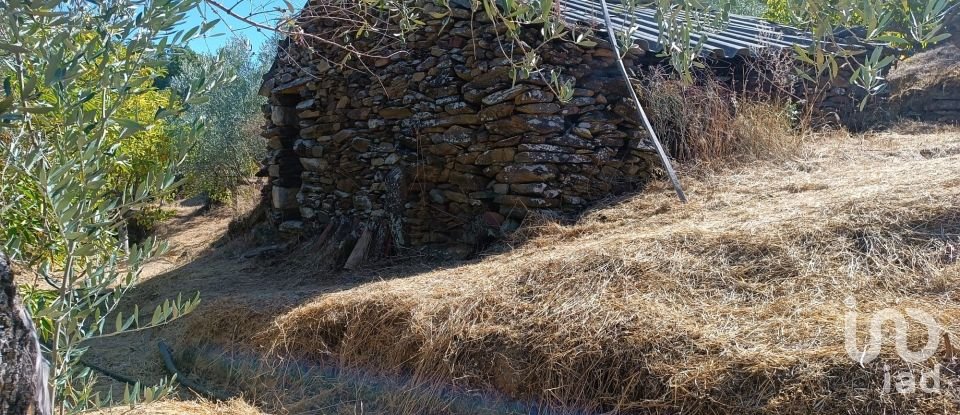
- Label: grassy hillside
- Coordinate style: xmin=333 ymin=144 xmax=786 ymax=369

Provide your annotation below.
xmin=89 ymin=125 xmax=960 ymax=414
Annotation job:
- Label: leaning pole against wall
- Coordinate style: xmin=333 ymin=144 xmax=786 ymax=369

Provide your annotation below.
xmin=597 ymin=0 xmax=688 ymax=203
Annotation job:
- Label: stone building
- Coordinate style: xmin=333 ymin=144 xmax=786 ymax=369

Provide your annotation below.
xmin=256 ymin=0 xmax=848 ymax=261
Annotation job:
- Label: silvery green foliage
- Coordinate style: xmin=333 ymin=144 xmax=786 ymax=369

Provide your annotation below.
xmin=784 ymin=0 xmax=955 ymax=109
xmin=612 ymin=0 xmax=954 ymax=105
xmin=0 ymin=0 xmax=220 ymax=412
xmin=171 ymin=36 xmax=269 ymax=203
xmin=727 ymin=0 xmax=766 ymax=16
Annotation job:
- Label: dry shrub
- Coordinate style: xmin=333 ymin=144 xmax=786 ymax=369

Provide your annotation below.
xmin=637 ymin=67 xmax=802 ymax=167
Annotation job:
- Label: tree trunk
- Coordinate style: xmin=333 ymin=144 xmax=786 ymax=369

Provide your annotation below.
xmin=0 ymin=253 xmax=51 ymax=415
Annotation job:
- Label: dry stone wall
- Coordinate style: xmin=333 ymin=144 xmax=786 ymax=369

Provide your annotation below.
xmin=259 ymin=2 xmax=661 ymax=257
xmin=814 ymin=62 xmax=891 ymax=131
xmin=257 ymin=1 xmax=887 ymax=259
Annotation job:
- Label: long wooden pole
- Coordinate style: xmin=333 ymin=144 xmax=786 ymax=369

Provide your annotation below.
xmin=597 ymin=0 xmax=688 ymax=203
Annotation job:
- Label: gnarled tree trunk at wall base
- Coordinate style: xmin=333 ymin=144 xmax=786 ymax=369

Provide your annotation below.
xmin=0 ymin=254 xmax=51 ymax=415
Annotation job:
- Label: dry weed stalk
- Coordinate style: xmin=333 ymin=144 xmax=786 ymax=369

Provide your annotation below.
xmin=636 ymin=66 xmax=802 ymax=168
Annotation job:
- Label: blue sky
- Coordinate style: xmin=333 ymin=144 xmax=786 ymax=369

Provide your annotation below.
xmin=182 ymin=0 xmax=292 ymax=54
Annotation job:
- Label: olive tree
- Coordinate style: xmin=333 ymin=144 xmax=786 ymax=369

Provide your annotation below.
xmin=172 ymin=36 xmax=269 ymax=204
xmin=649 ymin=0 xmax=955 ymax=103
xmin=0 ymin=0 xmax=226 ymax=412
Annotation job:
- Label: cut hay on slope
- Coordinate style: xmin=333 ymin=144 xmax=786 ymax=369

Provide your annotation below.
xmin=88 ymin=398 xmax=265 ymax=415
xmin=188 ymin=128 xmax=960 ymax=414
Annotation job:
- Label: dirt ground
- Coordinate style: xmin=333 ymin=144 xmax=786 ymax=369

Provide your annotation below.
xmin=82 ymin=187 xmax=445 ymax=413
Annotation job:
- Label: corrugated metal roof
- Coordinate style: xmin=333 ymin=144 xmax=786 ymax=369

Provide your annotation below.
xmin=558 ymin=0 xmax=814 ymax=58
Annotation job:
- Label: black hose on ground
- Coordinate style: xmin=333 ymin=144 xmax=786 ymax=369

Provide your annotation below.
xmin=158 ymin=340 xmax=233 ymax=401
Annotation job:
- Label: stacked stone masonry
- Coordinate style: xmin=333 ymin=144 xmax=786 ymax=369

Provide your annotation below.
xmin=258 ymin=1 xmax=882 ymax=257
xmin=259 ymin=2 xmax=668 ymax=255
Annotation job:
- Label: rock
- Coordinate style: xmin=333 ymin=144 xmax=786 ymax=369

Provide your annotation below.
xmin=579 ymin=110 xmax=623 ymax=125
xmin=267 ymin=137 xmax=284 ymax=150
xmin=456 ymin=152 xmax=480 ymax=164
xmin=444 ymin=101 xmax=473 ymax=114
xmin=524 ymin=115 xmax=565 ymax=134
xmin=517 ymin=103 xmax=561 ymax=114
xmin=464 ymin=66 xmax=511 ymax=89
xmin=272 ymin=187 xmax=299 ymax=210
xmin=268 ymin=164 xmax=281 ymax=177
xmin=515 ymin=89 xmax=555 ymax=104
xmin=299 ymin=109 xmax=320 ymax=118
xmin=443 ymin=190 xmax=469 ymax=203
xmin=279 ymin=220 xmax=305 ymax=233
xmin=592 ymin=48 xmax=616 ymax=58
xmin=419 ymin=114 xmax=481 ymax=129
xmin=495 ymin=164 xmax=558 ymax=183
xmin=449 ymin=171 xmax=488 ymax=191
xmin=515 ymin=152 xmax=592 ymax=164
xmin=271 ymin=106 xmax=297 ymax=126
xmin=482 ymin=85 xmax=528 ymax=106
xmin=429 ymin=143 xmax=462 ymax=156
xmin=486 ymin=116 xmax=529 ymax=136
xmin=572 ymin=126 xmax=593 ymax=139
xmin=479 ymin=102 xmax=515 ymax=121
xmin=371 ymin=143 xmax=394 ymax=152
xmin=354 ymin=195 xmax=373 ymax=211
xmin=510 ymin=182 xmax=549 ymax=195
xmin=379 ymin=107 xmax=413 ymax=119
xmin=350 ymin=138 xmax=371 ymax=152
xmin=436 ymin=125 xmax=474 ymax=146
xmin=332 ymin=129 xmax=356 ymax=143
xmin=548 ymin=133 xmax=594 ymax=149
xmin=300 ymin=158 xmax=329 ymax=171
xmin=518 ymin=143 xmax=568 ymax=153
xmin=347 ymin=108 xmax=371 ymax=120
xmin=272 ymin=77 xmax=309 ymax=94
xmin=296 ymin=99 xmax=315 ymax=110
xmin=429 ymin=188 xmax=447 ymax=204
xmin=475 ymin=148 xmax=516 ymax=165
xmin=495 ymin=194 xmax=559 ymax=208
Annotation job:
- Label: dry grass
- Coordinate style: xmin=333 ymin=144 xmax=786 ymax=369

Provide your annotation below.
xmin=168 ymin=126 xmax=960 ymax=414
xmin=636 ymin=68 xmax=803 ymax=168
xmin=888 ymin=42 xmax=960 ymax=99
xmin=87 ymin=398 xmax=266 ymax=414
